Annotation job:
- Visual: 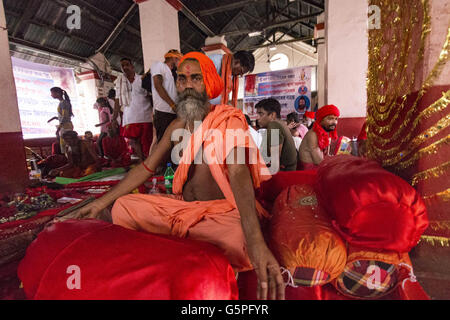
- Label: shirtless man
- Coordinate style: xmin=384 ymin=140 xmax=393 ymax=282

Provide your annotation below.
xmin=74 ymin=52 xmax=284 ymax=300
xmin=298 ymin=105 xmax=340 ymax=170
xmin=49 ymin=131 xmax=100 ymax=178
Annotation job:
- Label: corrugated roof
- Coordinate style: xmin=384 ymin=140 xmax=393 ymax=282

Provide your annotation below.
xmin=5 ymin=0 xmax=324 ymax=73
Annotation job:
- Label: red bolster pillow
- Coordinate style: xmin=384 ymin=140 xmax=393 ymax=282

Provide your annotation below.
xmin=315 ymin=155 xmax=429 ymax=252
xmin=18 ymin=219 xmax=238 ymax=300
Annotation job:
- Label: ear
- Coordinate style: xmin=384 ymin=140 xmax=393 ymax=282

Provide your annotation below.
xmin=270 ymin=112 xmax=277 ymax=120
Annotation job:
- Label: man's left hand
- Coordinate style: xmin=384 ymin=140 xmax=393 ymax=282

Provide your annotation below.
xmin=248 ymin=242 xmax=285 ymax=300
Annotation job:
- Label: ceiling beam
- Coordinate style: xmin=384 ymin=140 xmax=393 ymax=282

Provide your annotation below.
xmin=55 ymin=0 xmax=142 ymax=37
xmin=96 ymin=3 xmax=138 ymax=53
xmin=219 ymin=11 xmax=321 ymax=37
xmin=181 ymin=39 xmax=197 ymax=52
xmin=241 ymin=35 xmax=315 ymax=51
xmin=178 ymin=2 xmax=215 ymax=37
xmin=11 ymin=0 xmax=42 ymax=38
xmin=9 ymin=36 xmax=87 ymax=62
xmin=300 ymin=0 xmax=324 ymax=11
xmin=196 ymin=0 xmax=264 ymax=16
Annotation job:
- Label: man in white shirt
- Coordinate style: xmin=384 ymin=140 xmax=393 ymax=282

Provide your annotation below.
xmin=151 ymin=49 xmax=183 ymax=142
xmin=114 ymin=58 xmax=153 ymax=162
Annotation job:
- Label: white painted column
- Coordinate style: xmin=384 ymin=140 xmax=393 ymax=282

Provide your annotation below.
xmin=324 ymin=0 xmax=368 ymax=117
xmin=0 ymin=0 xmax=22 ymax=134
xmin=0 ymin=0 xmax=29 ymax=192
xmin=138 ymin=0 xmax=181 ymax=71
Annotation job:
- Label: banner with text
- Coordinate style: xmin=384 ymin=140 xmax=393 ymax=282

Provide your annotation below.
xmin=244 ymin=66 xmax=314 ymax=121
xmin=12 ymin=57 xmax=97 ymax=139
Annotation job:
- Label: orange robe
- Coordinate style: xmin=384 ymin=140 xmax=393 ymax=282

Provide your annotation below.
xmin=220 ymin=54 xmax=239 ymax=108
xmin=112 ymin=105 xmax=271 ymax=271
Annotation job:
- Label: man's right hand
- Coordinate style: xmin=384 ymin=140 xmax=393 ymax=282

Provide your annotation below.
xmin=73 ymin=200 xmax=106 ymax=220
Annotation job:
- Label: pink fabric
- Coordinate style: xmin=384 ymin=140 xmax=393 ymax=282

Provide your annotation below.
xmin=99 ymin=107 xmax=112 ymax=133
xmin=296 ymin=123 xmax=309 ymax=139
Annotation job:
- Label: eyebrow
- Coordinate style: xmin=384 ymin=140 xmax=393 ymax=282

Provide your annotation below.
xmin=177 ymin=72 xmax=202 ymax=76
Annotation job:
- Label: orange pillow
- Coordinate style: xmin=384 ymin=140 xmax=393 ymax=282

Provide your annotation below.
xmin=269 ymin=184 xmax=347 ymax=286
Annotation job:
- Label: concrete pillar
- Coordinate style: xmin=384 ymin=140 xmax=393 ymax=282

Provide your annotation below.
xmin=137 ymin=0 xmax=181 ymax=71
xmin=325 ymin=0 xmax=368 ymax=118
xmin=76 ymin=70 xmax=115 ymax=135
xmin=315 ymin=13 xmax=326 ymax=110
xmin=0 ymin=0 xmax=29 ymax=192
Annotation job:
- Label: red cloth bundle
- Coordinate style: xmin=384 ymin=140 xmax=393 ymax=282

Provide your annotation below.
xmin=315 ymin=155 xmax=429 ymax=252
xmin=18 ymin=219 xmax=238 ymax=300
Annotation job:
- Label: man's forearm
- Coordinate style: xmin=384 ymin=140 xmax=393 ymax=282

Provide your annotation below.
xmin=228 ymin=165 xmax=266 ymax=246
xmin=112 ymin=99 xmax=120 ymax=121
xmin=311 ymin=148 xmax=324 ymax=165
xmin=155 ymin=84 xmax=175 ymax=110
xmin=95 ymin=164 xmax=153 ymax=208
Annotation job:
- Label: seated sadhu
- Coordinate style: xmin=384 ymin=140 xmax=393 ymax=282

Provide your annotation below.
xmin=49 ymin=130 xmax=101 ymax=178
xmin=74 ymin=52 xmax=285 ymax=300
xmin=298 ymin=105 xmax=340 ymax=170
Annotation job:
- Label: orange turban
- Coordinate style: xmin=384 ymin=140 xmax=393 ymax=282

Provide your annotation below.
xmin=164 ymin=49 xmax=183 ymax=60
xmin=178 ymin=52 xmax=224 ymax=100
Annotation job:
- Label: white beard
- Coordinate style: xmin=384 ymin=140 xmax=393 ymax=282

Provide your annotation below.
xmin=176 ymin=90 xmax=209 ymax=123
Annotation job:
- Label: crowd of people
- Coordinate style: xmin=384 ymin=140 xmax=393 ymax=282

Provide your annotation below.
xmin=35 ymin=50 xmax=370 ymax=300
xmin=41 ymin=49 xmax=350 ymax=179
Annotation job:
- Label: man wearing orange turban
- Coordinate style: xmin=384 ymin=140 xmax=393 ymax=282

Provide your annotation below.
xmin=298 ymin=104 xmax=340 ymax=170
xmin=75 ymin=52 xmax=285 ymax=300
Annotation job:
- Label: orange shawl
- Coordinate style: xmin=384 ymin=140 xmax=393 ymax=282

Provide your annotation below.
xmin=173 ymin=104 xmax=271 ymax=215
xmin=220 ymin=53 xmax=239 ymax=108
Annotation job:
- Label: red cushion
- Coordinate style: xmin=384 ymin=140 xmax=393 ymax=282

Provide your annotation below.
xmin=314 ymin=155 xmax=429 ymax=252
xmin=18 ymin=219 xmax=238 ymax=300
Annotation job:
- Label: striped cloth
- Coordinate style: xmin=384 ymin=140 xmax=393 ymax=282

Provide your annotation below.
xmin=336 ymin=260 xmax=399 ymax=298
xmin=291 ymin=267 xmax=331 ymax=287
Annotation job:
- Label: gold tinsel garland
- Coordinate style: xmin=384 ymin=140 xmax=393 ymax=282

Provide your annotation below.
xmin=411 ymin=161 xmax=450 ymax=186
xmin=367 ymin=24 xmax=450 ymax=168
xmin=367 ymin=0 xmax=430 ymax=118
xmin=423 ymin=188 xmax=450 ymax=202
xmin=369 ymin=90 xmax=450 ymax=144
xmin=420 ymin=235 xmax=450 ymax=247
xmin=367 ymin=26 xmax=449 ymax=140
xmin=369 ymin=115 xmax=450 ymax=159
xmin=428 ymin=220 xmax=450 ymax=232
xmin=378 ymin=135 xmax=450 ymax=168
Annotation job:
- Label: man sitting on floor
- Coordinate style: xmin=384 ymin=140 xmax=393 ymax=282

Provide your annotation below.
xmin=74 ymin=52 xmax=285 ymax=300
xmin=49 ymin=131 xmax=101 ymax=178
xmin=298 ymin=105 xmax=340 ymax=170
xmin=102 ymin=122 xmax=131 ymax=168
